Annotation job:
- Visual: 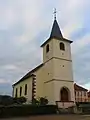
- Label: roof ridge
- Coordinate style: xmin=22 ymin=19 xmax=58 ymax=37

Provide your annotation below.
xmin=13 ymin=63 xmax=43 ymax=86
xmin=74 ymin=83 xmax=88 ymax=91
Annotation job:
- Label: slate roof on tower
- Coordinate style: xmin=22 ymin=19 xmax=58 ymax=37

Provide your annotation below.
xmin=50 ymin=19 xmax=63 ymax=39
xmin=41 ymin=19 xmax=72 ymax=47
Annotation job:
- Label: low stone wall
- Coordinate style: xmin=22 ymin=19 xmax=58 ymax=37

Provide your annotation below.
xmin=56 ymin=101 xmax=75 ymax=109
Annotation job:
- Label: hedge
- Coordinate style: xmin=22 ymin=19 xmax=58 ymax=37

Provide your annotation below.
xmin=0 ymin=104 xmax=57 ymax=118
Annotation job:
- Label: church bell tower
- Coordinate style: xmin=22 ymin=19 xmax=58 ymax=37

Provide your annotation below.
xmin=41 ymin=11 xmax=75 ymax=108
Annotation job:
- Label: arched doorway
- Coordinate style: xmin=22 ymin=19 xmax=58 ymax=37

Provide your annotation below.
xmin=60 ymin=87 xmax=70 ymax=102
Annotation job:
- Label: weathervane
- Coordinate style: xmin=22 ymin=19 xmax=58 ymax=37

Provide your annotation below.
xmin=53 ymin=8 xmax=57 ymax=20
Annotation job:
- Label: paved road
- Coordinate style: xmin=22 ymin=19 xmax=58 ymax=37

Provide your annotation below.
xmin=0 ymin=115 xmax=90 ymax=120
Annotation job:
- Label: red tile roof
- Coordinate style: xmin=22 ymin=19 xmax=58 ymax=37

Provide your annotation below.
xmin=74 ymin=83 xmax=88 ymax=91
xmin=88 ymin=91 xmax=90 ymax=97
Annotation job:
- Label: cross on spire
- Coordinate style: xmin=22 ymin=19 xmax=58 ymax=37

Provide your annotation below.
xmin=50 ymin=9 xmax=63 ymax=39
xmin=53 ymin=8 xmax=57 ymax=20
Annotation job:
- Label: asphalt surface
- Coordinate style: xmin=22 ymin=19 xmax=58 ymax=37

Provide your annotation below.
xmin=0 ymin=115 xmax=90 ymax=120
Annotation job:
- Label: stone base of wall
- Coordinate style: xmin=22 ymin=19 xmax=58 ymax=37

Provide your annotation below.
xmin=56 ymin=106 xmax=82 ymax=114
xmin=56 ymin=101 xmax=75 ymax=109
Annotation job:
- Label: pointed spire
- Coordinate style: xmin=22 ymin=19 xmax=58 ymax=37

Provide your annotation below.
xmin=41 ymin=9 xmax=73 ymax=47
xmin=50 ymin=9 xmax=63 ymax=39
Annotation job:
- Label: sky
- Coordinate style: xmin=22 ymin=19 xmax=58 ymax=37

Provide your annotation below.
xmin=0 ymin=0 xmax=90 ymax=95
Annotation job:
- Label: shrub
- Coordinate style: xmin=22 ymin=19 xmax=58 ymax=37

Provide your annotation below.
xmin=39 ymin=97 xmax=48 ymax=105
xmin=0 ymin=95 xmax=13 ymax=106
xmin=13 ymin=97 xmax=27 ymax=104
xmin=31 ymin=97 xmax=48 ymax=106
xmin=0 ymin=104 xmax=57 ymax=118
xmin=32 ymin=98 xmax=39 ymax=105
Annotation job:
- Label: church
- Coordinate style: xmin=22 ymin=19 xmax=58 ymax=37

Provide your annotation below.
xmin=12 ymin=14 xmax=75 ymax=108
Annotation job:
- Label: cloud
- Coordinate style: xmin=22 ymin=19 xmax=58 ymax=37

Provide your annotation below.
xmin=0 ymin=0 xmax=90 ymax=95
xmin=0 ymin=83 xmax=12 ymax=95
xmin=72 ymin=34 xmax=90 ymax=86
xmin=72 ymin=34 xmax=90 ymax=54
xmin=0 ymin=79 xmax=10 ymax=84
xmin=55 ymin=0 xmax=90 ymax=39
xmin=2 ymin=64 xmax=18 ymax=70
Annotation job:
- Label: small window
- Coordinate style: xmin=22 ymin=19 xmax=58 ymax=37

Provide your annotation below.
xmin=20 ymin=87 xmax=22 ymax=96
xmin=15 ymin=88 xmax=18 ymax=97
xmin=77 ymin=91 xmax=79 ymax=96
xmin=60 ymin=42 xmax=65 ymax=51
xmin=25 ymin=84 xmax=27 ymax=95
xmin=81 ymin=92 xmax=82 ymax=96
xmin=84 ymin=91 xmax=86 ymax=96
xmin=75 ymin=91 xmax=76 ymax=96
xmin=46 ymin=44 xmax=49 ymax=53
xmin=79 ymin=91 xmax=81 ymax=96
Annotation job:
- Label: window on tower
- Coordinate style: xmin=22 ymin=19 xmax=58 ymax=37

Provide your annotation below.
xmin=46 ymin=44 xmax=49 ymax=53
xmin=60 ymin=42 xmax=65 ymax=51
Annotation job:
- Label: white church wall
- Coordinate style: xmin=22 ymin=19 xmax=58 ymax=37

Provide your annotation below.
xmin=44 ymin=81 xmax=55 ymax=104
xmin=34 ymin=61 xmax=53 ymax=99
xmin=53 ymin=58 xmax=73 ymax=81
xmin=43 ymin=59 xmax=54 ymax=83
xmin=33 ymin=66 xmax=44 ymax=98
xmin=13 ymin=77 xmax=32 ymax=102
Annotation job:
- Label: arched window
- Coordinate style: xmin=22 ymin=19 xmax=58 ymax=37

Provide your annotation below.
xmin=25 ymin=84 xmax=27 ymax=95
xmin=20 ymin=87 xmax=22 ymax=96
xmin=46 ymin=44 xmax=49 ymax=53
xmin=15 ymin=88 xmax=18 ymax=97
xmin=60 ymin=42 xmax=65 ymax=51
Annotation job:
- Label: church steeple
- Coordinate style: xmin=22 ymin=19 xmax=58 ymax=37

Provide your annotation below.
xmin=50 ymin=8 xmax=63 ymax=39
xmin=50 ymin=19 xmax=63 ymax=39
xmin=41 ymin=11 xmax=72 ymax=47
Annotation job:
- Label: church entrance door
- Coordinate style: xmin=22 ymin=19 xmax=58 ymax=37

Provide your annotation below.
xmin=60 ymin=87 xmax=69 ymax=102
